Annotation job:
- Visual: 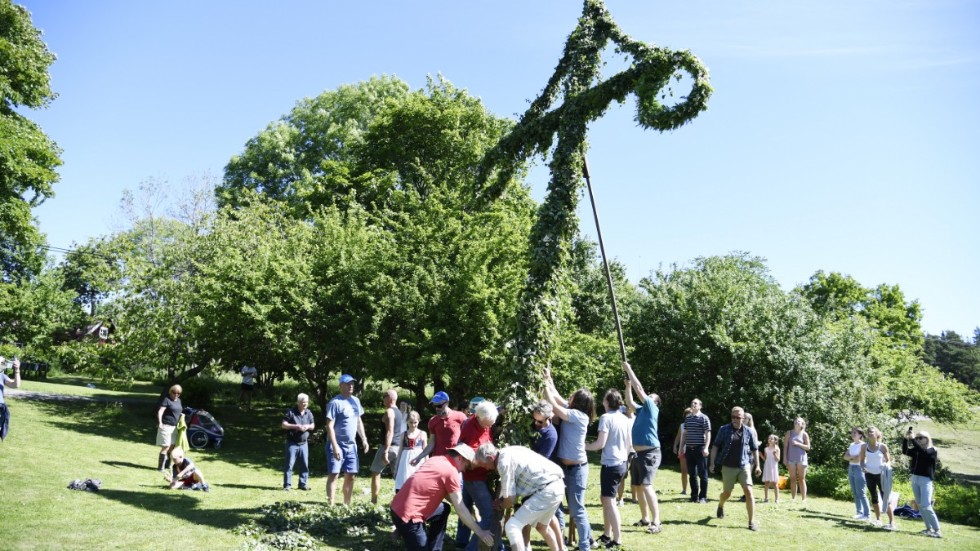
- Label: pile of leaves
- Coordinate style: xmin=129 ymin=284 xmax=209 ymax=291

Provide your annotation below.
xmin=237 ymin=501 xmax=401 ymax=550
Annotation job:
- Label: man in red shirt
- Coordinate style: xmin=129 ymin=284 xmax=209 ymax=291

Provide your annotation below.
xmin=411 ymin=391 xmax=468 ymax=466
xmin=391 ymin=444 xmax=493 ymax=551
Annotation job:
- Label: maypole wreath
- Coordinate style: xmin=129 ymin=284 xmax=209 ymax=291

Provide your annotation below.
xmin=477 ymin=0 xmax=712 ymax=431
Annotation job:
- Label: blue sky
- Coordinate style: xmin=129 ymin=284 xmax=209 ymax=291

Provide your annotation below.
xmin=20 ymin=0 xmax=980 ymax=337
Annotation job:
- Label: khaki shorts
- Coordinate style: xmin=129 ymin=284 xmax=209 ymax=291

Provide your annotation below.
xmin=721 ymin=465 xmax=753 ymax=493
xmin=370 ymin=445 xmax=400 ymax=474
xmin=156 ymin=424 xmax=176 ymax=447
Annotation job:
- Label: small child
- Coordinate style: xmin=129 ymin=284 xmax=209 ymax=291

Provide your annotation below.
xmin=393 ymin=411 xmax=427 ymax=492
xmin=762 ymin=434 xmax=781 ymax=503
xmin=165 ymin=447 xmax=210 ymax=492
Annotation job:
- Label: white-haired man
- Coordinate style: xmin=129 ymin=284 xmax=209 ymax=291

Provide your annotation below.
xmin=455 ymin=400 xmax=505 ymax=551
xmin=474 ymin=442 xmax=566 ymax=551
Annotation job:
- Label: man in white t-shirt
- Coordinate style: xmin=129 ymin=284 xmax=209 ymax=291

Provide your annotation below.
xmin=239 ymin=365 xmax=258 ymax=409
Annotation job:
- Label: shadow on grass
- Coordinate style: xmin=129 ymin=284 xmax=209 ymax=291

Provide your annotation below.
xmin=102 ymin=460 xmax=157 ymax=471
xmin=97 ymin=488 xmax=254 ymax=530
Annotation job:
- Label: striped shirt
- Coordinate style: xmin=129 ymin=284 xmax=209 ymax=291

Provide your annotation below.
xmin=684 ymin=412 xmax=711 ymax=449
xmin=496 ymin=446 xmax=565 ymax=499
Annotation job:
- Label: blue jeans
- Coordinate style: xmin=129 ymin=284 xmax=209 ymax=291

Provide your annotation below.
xmin=686 ymin=447 xmax=708 ymax=500
xmin=456 ymin=480 xmax=504 ymax=551
xmin=564 ymin=463 xmax=592 ymax=551
xmin=911 ymin=475 xmax=941 ymax=533
xmin=283 ymin=441 xmax=309 ymax=489
xmin=392 ymin=502 xmax=450 ymax=551
xmin=848 ymin=464 xmax=870 ymax=517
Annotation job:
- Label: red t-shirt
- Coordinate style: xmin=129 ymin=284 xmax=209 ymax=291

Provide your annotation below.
xmin=458 ymin=416 xmax=494 ymax=482
xmin=427 ymin=409 xmax=468 ymax=457
xmin=390 ymin=455 xmax=462 ymax=523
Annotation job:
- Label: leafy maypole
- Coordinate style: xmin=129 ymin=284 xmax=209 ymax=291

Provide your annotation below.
xmin=477 ymin=0 xmax=712 ymax=430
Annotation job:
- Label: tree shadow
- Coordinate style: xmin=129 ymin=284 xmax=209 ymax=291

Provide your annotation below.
xmin=96 ymin=488 xmax=254 ymax=530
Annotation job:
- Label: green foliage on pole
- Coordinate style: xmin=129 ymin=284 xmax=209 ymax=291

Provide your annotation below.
xmin=476 ymin=0 xmax=712 ymax=422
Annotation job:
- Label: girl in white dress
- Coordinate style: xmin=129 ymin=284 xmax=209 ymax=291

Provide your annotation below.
xmin=393 ymin=411 xmax=426 ymax=491
xmin=762 ymin=434 xmax=781 ymax=503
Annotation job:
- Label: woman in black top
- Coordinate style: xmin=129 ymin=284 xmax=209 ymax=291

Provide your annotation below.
xmin=156 ymin=384 xmax=183 ymax=471
xmin=902 ymin=429 xmax=941 ymax=538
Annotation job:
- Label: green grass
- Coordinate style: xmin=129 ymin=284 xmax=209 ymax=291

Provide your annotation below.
xmin=1 ymin=378 xmax=978 ymax=550
xmin=916 ymin=411 xmax=980 ymax=484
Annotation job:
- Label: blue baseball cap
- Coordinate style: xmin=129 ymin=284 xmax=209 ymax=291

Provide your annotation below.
xmin=468 ymin=396 xmax=486 ymax=413
xmin=430 ymin=391 xmax=450 ymax=405
xmin=339 ymin=374 xmax=355 ymax=384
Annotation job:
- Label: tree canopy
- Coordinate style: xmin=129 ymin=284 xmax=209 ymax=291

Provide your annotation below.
xmin=0 ymin=0 xmax=61 ymax=280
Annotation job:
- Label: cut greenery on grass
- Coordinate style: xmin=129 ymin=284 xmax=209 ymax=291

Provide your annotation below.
xmin=1 ymin=377 xmax=978 ymax=550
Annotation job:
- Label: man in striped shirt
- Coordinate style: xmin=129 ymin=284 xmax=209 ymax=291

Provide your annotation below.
xmin=474 ymin=443 xmax=566 ymax=551
xmin=682 ymin=398 xmax=712 ymax=503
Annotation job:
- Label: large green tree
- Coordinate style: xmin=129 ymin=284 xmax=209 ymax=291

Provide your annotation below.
xmin=0 ymin=0 xmax=61 ymax=280
xmin=219 ymin=76 xmax=537 ymax=406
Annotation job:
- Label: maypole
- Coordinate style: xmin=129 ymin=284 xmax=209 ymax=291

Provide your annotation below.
xmin=476 ymin=0 xmax=712 ymax=430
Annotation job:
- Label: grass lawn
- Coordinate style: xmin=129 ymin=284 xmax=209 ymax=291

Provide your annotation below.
xmin=1 ymin=376 xmax=978 ymax=550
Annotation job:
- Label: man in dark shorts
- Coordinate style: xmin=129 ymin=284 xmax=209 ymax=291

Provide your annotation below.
xmin=622 ymin=361 xmax=663 ymax=535
xmin=239 ymin=365 xmax=258 ymax=409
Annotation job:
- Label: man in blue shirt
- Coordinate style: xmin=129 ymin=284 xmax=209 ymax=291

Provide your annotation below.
xmin=709 ymin=406 xmax=762 ymax=531
xmin=326 ymin=373 xmax=369 ymax=505
xmin=623 ymin=361 xmax=663 ymax=534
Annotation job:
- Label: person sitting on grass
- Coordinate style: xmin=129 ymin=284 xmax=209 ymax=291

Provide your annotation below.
xmin=165 ymin=447 xmax=209 ymax=492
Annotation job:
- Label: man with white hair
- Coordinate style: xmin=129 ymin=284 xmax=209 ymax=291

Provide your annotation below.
xmin=455 ymin=400 xmax=504 ymax=551
xmin=474 ymin=443 xmax=566 ymax=551
xmin=281 ymin=393 xmax=315 ymax=490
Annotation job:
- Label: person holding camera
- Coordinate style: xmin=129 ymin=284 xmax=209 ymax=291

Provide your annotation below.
xmin=1 ymin=356 xmax=23 ymax=441
xmin=903 ymin=427 xmax=942 ymax=538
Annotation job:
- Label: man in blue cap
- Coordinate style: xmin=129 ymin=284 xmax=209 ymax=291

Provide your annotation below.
xmin=326 ymin=373 xmax=369 ymax=505
xmin=410 ymin=390 xmax=468 ymax=468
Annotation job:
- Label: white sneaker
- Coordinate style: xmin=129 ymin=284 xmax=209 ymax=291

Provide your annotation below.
xmin=616 ymin=499 xmax=625 ymax=507
xmin=853 ymin=514 xmax=868 ymax=520
xmin=882 ymin=523 xmax=895 ymax=531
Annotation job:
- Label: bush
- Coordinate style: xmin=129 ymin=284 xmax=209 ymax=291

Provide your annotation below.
xmin=806 ymin=464 xmax=851 ymax=500
xmin=934 ymin=481 xmax=980 ymax=527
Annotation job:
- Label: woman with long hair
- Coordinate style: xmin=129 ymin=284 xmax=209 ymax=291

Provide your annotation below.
xmin=903 ymin=428 xmax=942 ymax=538
xmin=783 ymin=417 xmax=810 ymax=502
xmin=842 ymin=427 xmax=870 ymax=520
xmin=542 ymin=367 xmax=596 ymax=551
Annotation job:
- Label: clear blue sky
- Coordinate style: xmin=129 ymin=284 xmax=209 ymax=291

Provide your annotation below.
xmin=20 ymin=0 xmax=980 ymax=337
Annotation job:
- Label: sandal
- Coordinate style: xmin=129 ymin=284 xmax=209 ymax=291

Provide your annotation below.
xmin=646 ymin=524 xmax=663 ymax=534
xmin=632 ymin=519 xmax=651 ymax=527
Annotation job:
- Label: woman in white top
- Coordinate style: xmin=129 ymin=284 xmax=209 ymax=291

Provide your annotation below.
xmin=842 ymin=427 xmax=870 ymax=520
xmin=585 ymin=389 xmax=630 ymax=548
xmin=860 ymin=426 xmax=894 ymax=529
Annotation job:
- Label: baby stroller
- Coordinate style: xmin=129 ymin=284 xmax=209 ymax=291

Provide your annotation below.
xmin=182 ymin=407 xmax=225 ymax=449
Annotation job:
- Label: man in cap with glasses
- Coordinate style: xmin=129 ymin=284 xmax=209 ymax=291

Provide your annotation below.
xmin=391 ymin=444 xmax=493 ymax=551
xmin=326 ymin=373 xmax=369 ymax=505
xmin=411 ymin=391 xmax=467 ymax=467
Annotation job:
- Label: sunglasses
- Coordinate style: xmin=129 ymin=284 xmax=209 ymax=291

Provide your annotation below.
xmin=915 ymin=436 xmax=927 ymax=440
